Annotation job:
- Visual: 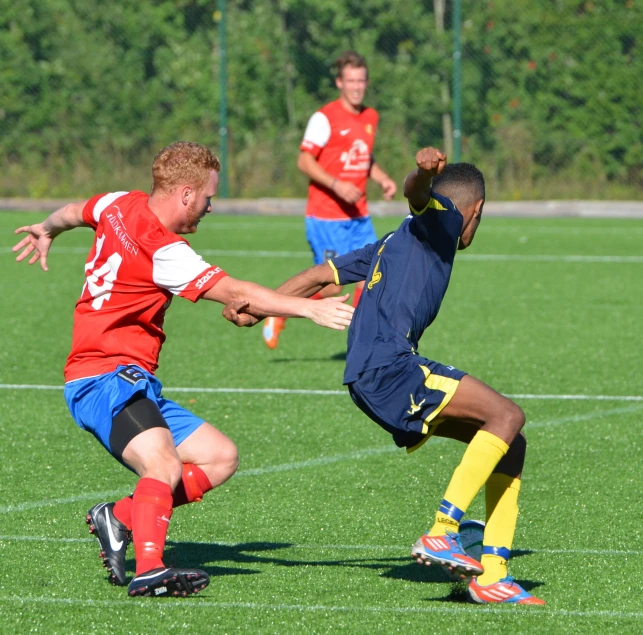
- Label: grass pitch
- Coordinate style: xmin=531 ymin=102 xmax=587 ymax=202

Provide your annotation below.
xmin=0 ymin=210 xmax=642 ymax=633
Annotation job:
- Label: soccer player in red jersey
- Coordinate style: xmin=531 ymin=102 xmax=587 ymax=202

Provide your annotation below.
xmin=263 ymin=51 xmax=397 ymax=349
xmin=12 ymin=142 xmax=354 ymax=597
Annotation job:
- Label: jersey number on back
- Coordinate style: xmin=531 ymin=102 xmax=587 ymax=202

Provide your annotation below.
xmin=83 ymin=234 xmax=123 ymax=310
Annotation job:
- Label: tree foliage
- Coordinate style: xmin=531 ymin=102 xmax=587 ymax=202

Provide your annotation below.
xmin=0 ymin=0 xmax=640 ymax=198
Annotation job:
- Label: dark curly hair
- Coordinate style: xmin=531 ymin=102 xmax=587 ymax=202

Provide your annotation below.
xmin=432 ymin=163 xmax=485 ymax=209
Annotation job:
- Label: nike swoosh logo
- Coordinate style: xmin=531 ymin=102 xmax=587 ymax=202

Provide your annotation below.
xmin=105 ymin=507 xmax=124 ymax=550
xmin=161 ymin=515 xmax=171 ymax=523
xmin=339 ymin=129 xmax=351 ymax=136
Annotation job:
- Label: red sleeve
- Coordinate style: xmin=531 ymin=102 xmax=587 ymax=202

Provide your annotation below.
xmin=178 ymin=267 xmax=228 ymax=303
xmin=299 ymin=139 xmax=323 ymax=158
xmin=82 ymin=193 xmax=108 ymax=229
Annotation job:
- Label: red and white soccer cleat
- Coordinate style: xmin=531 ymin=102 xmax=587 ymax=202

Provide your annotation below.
xmin=262 ymin=316 xmax=286 ymax=349
xmin=468 ymin=576 xmax=546 ymax=605
xmin=411 ymin=531 xmax=484 ymax=579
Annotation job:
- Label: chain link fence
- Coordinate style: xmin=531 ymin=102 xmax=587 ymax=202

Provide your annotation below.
xmin=0 ymin=0 xmax=640 ymax=200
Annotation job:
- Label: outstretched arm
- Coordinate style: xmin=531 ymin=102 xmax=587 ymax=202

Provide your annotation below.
xmin=403 ymin=147 xmax=447 ymax=211
xmin=220 ymin=263 xmax=337 ymax=327
xmin=207 ymin=270 xmax=351 ymax=330
xmin=12 ymin=201 xmax=89 ymax=271
xmin=274 ymin=262 xmax=336 ymax=297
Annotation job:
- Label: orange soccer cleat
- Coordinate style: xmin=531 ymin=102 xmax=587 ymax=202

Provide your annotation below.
xmin=468 ymin=576 xmax=546 ymax=605
xmin=411 ymin=531 xmax=484 ymax=579
xmin=262 ymin=316 xmax=286 ymax=350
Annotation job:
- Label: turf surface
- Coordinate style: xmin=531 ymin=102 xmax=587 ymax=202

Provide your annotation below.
xmin=1 ymin=211 xmax=642 ymax=633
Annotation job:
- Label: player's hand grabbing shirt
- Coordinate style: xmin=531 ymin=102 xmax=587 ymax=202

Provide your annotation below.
xmin=64 ymin=191 xmax=227 ymax=381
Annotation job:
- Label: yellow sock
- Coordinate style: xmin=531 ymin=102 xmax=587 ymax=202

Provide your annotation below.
xmin=477 ymin=473 xmax=521 ymax=585
xmin=428 ymin=430 xmax=509 ymax=536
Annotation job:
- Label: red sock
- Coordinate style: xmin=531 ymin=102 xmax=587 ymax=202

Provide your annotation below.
xmin=131 ymin=478 xmax=173 ymax=575
xmin=113 ymin=496 xmax=133 ymax=530
xmin=113 ymin=464 xmax=214 ymax=530
xmin=310 ymin=292 xmax=323 ymax=301
xmin=172 ymin=463 xmax=213 ymax=508
xmin=352 ymin=286 xmax=362 ymax=307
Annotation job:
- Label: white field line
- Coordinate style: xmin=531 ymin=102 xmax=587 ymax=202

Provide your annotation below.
xmin=0 ymin=594 xmax=640 ymax=620
xmin=477 ymin=224 xmax=643 ymax=235
xmin=3 ymin=246 xmax=643 ymax=262
xmin=0 ymin=534 xmax=641 ymax=558
xmin=527 ymin=404 xmax=643 ymax=430
xmin=1 ymin=403 xmax=639 ymax=515
xmin=234 ymin=446 xmax=396 ymax=477
xmin=0 ymin=383 xmax=642 ymax=402
xmin=0 ymin=447 xmax=397 ymax=513
xmin=0 ymin=490 xmax=131 ymax=513
xmin=459 ymin=254 xmax=643 ymax=263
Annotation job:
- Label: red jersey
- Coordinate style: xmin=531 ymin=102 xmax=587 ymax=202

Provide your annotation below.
xmin=64 ymin=191 xmax=227 ymax=382
xmin=300 ymin=99 xmax=379 ymax=220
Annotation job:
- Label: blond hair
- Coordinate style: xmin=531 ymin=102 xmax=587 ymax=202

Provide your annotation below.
xmin=151 ymin=141 xmax=220 ymax=195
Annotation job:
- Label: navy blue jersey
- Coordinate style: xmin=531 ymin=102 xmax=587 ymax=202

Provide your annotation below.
xmin=329 ymin=191 xmax=463 ymax=384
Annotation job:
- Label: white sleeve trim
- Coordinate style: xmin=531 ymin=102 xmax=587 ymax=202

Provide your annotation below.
xmin=302 ymin=112 xmax=331 ymax=148
xmin=93 ymin=192 xmax=129 ymax=223
xmin=152 ymin=241 xmax=212 ymax=295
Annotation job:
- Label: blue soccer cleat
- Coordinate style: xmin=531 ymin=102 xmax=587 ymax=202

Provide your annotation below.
xmin=411 ymin=530 xmax=484 ymax=579
xmin=468 ymin=576 xmax=546 ymax=605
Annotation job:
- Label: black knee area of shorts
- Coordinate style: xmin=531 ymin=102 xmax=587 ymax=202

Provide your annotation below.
xmin=494 ymin=432 xmax=526 ymax=478
xmin=110 ymin=395 xmax=169 ymax=460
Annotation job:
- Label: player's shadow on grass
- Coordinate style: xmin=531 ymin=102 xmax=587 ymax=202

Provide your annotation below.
xmin=132 ymin=542 xmax=540 ymax=591
xmin=121 ymin=541 xmax=287 ymax=579
xmin=269 ymin=351 xmax=346 ymax=363
xmin=382 ymin=549 xmax=535 ymax=587
xmin=146 ymin=541 xmax=412 ymax=579
xmin=382 ymin=562 xmax=456 ymax=584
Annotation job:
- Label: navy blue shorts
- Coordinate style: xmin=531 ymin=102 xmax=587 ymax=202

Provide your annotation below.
xmin=64 ymin=365 xmax=205 ymax=459
xmin=348 ymin=356 xmax=466 ymax=452
xmin=305 ymin=216 xmax=377 ymax=265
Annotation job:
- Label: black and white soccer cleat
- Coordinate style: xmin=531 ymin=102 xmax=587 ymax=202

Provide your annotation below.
xmin=86 ymin=502 xmax=130 ymax=586
xmin=127 ymin=567 xmax=210 ymax=597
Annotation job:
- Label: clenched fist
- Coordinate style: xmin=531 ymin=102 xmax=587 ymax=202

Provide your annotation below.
xmin=415 ymin=147 xmax=447 ymax=177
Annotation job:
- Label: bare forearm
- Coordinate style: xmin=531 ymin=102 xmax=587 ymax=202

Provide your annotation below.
xmin=205 ymin=277 xmax=318 ymax=319
xmin=236 ymin=283 xmax=313 ymax=319
xmin=405 ymin=147 xmax=447 ymax=209
xmin=297 ymin=152 xmax=335 ymax=190
xmin=370 ymin=162 xmax=391 ymax=186
xmin=403 ymin=168 xmax=433 ymax=206
xmin=43 ymin=201 xmax=90 ymax=236
xmin=275 ymin=264 xmax=334 ymax=298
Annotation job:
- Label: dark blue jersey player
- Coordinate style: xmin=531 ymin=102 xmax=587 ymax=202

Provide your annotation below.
xmin=224 ymin=147 xmax=545 ymax=606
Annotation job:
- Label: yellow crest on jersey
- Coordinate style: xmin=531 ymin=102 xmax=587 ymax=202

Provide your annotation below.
xmin=367 ymin=243 xmax=386 ymax=290
xmin=365 ymin=123 xmax=374 ymax=135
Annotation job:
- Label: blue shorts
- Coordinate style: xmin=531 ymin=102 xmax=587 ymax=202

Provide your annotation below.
xmin=348 ymin=355 xmax=467 ymax=452
xmin=64 ymin=365 xmax=205 ymax=459
xmin=305 ymin=216 xmax=377 ymax=265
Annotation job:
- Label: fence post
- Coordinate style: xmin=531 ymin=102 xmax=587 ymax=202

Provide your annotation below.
xmin=218 ymin=0 xmax=229 ymax=198
xmin=452 ymin=0 xmax=462 ymax=162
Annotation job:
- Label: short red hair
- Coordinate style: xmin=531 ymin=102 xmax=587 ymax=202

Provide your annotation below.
xmin=151 ymin=142 xmax=220 ymax=195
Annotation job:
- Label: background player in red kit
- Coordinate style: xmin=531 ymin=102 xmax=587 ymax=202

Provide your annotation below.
xmin=262 ymin=51 xmax=397 ymax=349
xmin=12 ymin=142 xmax=354 ymax=598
